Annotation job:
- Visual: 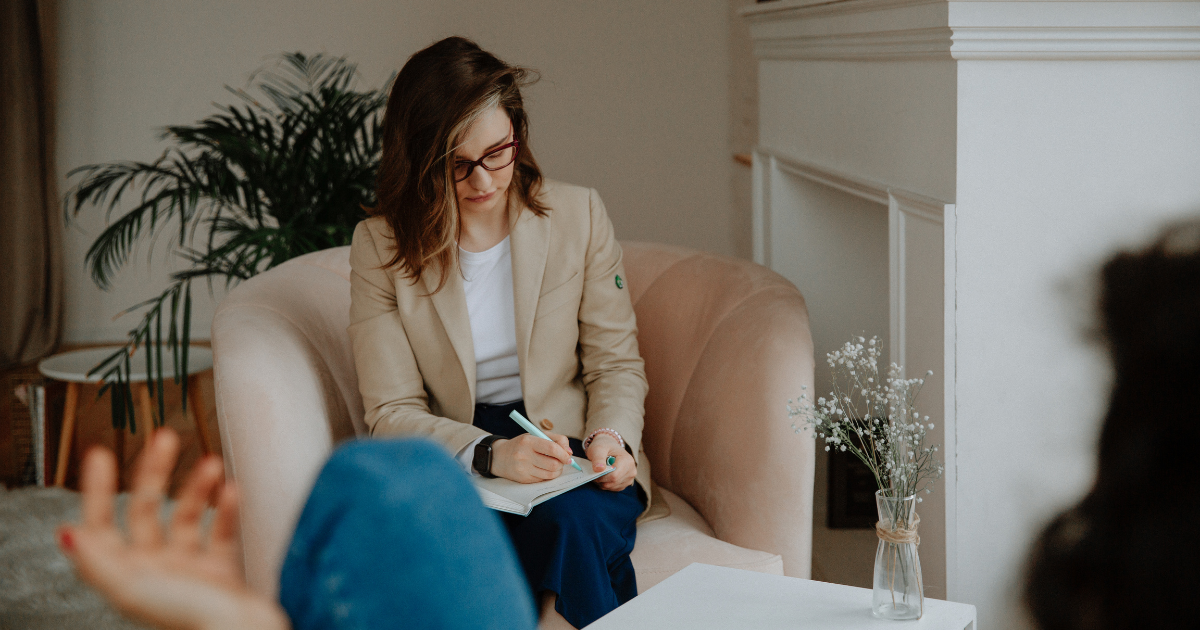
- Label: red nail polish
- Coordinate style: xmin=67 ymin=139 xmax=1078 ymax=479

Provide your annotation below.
xmin=58 ymin=529 xmax=75 ymax=552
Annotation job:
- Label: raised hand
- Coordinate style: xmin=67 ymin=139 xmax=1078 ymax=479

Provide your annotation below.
xmin=57 ymin=429 xmax=290 ymax=630
xmin=490 ymin=432 xmax=574 ymax=483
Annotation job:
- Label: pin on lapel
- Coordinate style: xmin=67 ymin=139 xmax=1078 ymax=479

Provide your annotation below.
xmin=615 ymin=275 xmax=624 ymax=289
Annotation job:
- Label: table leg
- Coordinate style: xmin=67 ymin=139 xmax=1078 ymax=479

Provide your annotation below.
xmin=54 ymin=382 xmax=81 ymax=488
xmin=187 ymin=374 xmax=212 ymax=455
xmin=136 ymin=383 xmax=154 ymax=450
xmin=115 ymin=424 xmax=125 ymax=490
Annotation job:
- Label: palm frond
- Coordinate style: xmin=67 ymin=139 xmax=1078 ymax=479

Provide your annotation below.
xmin=67 ymin=52 xmax=386 ymax=432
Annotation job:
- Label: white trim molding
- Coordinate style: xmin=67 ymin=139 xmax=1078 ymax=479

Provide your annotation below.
xmin=888 ymin=189 xmax=947 ymax=369
xmin=753 ymin=27 xmax=954 ymax=61
xmin=751 ymin=144 xmax=953 ymax=396
xmin=744 ymin=0 xmax=953 ymax=61
xmin=950 ymin=26 xmax=1200 ymax=60
xmin=742 ymin=0 xmax=1200 ymax=62
xmin=742 ymin=0 xmax=944 ymax=21
xmin=772 ymin=152 xmax=889 ymax=207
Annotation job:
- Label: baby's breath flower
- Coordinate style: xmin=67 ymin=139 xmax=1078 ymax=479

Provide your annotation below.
xmin=789 ymin=334 xmax=944 ymax=499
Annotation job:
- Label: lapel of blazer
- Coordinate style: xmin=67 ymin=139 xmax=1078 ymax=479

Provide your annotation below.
xmin=508 ymin=200 xmax=550 ymax=388
xmin=421 ymin=256 xmax=476 ymax=405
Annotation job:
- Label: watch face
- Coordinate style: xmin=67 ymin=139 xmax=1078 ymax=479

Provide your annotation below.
xmin=473 ymin=441 xmax=493 ymax=476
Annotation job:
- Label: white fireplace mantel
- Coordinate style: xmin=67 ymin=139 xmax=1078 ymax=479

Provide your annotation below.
xmin=743 ymin=0 xmax=1200 ymax=61
xmin=744 ymin=1 xmax=1200 ymax=628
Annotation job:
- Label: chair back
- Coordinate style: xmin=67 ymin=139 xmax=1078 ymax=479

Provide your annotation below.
xmin=212 ymin=246 xmax=359 ymax=593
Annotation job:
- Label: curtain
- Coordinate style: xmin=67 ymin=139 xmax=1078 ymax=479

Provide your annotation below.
xmin=0 ymin=0 xmax=62 ymax=370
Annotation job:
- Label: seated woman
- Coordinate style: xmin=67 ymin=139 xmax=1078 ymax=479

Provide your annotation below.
xmin=349 ymin=36 xmax=653 ymax=629
xmin=59 ymin=36 xmax=649 ymax=630
xmin=1025 ymin=220 xmax=1200 ymax=629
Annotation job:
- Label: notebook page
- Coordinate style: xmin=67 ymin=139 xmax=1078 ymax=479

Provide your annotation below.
xmin=473 ymin=465 xmax=613 ymax=515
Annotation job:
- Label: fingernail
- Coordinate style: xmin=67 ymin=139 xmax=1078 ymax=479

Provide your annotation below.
xmin=58 ymin=528 xmax=75 ymax=552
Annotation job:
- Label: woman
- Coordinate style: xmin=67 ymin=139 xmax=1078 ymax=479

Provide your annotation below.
xmin=348 ymin=36 xmax=652 ymax=628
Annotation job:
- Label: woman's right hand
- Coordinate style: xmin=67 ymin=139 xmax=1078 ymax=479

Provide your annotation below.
xmin=490 ymin=433 xmax=573 ymax=483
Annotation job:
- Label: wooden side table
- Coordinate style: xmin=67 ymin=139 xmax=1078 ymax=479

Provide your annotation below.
xmin=589 ymin=563 xmax=977 ymax=630
xmin=38 ymin=346 xmax=215 ymax=487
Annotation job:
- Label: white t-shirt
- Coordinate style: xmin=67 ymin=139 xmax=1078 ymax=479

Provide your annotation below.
xmin=459 ymin=236 xmax=523 ymax=404
xmin=455 ymin=236 xmax=522 ymax=474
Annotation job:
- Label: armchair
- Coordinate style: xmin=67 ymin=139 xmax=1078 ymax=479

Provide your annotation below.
xmin=211 ymin=241 xmax=814 ymax=597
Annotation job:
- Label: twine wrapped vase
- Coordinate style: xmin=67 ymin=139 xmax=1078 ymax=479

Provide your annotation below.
xmin=872 ymin=490 xmax=923 ymax=620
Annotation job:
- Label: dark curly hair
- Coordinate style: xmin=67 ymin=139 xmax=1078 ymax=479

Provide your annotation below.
xmin=1025 ymin=220 xmax=1200 ymax=629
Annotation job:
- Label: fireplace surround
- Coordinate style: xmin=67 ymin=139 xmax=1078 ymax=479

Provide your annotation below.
xmin=743 ymin=0 xmax=1200 ymax=626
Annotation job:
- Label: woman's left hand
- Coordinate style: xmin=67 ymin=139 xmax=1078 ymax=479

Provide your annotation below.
xmin=585 ymin=434 xmax=636 ymax=492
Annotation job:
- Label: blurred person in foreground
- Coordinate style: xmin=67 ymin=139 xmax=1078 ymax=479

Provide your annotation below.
xmin=56 ymin=430 xmax=537 ymax=630
xmin=1026 ymin=220 xmax=1200 ymax=629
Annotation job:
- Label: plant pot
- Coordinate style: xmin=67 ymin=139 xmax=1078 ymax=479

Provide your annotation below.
xmin=871 ymin=489 xmax=923 ymax=620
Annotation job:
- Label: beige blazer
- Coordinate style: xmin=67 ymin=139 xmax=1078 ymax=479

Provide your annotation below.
xmin=348 ymin=180 xmax=654 ymax=514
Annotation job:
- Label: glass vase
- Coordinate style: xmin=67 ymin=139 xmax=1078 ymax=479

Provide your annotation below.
xmin=871 ymin=490 xmax=923 ymax=620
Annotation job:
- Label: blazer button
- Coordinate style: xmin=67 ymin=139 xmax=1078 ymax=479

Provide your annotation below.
xmin=540 ymin=418 xmax=554 ymax=431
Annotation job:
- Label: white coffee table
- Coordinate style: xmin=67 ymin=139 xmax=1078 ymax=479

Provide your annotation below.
xmin=588 ymin=563 xmax=976 ymax=630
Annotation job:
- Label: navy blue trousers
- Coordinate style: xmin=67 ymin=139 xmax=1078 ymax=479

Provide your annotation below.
xmin=474 ymin=401 xmax=643 ymax=629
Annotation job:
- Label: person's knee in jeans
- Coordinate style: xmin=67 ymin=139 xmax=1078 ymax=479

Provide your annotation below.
xmin=281 ymin=438 xmax=536 ymax=630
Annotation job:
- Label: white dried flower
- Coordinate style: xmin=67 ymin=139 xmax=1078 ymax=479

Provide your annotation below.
xmin=789 ymin=334 xmax=944 ymax=500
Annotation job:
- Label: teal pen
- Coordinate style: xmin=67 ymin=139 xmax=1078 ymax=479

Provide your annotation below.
xmin=508 ymin=410 xmax=585 ymax=472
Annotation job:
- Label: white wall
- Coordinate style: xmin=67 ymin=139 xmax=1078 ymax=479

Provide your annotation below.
xmin=954 ymin=57 xmax=1200 ymax=628
xmin=58 ymin=0 xmax=734 ymax=343
xmin=729 ymin=0 xmax=759 ymax=259
xmin=757 ymin=60 xmax=958 ymax=204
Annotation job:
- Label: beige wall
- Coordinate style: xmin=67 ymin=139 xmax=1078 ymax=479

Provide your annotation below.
xmin=59 ymin=0 xmax=737 ymax=343
xmin=728 ymin=0 xmax=757 ymax=261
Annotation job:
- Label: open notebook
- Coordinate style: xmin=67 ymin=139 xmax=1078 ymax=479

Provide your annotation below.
xmin=472 ymin=462 xmax=613 ymax=516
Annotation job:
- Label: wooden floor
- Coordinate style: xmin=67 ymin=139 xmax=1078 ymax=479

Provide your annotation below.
xmin=1 ymin=344 xmax=219 ymax=493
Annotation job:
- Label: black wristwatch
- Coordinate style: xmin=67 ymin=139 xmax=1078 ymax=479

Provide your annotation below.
xmin=473 ymin=435 xmax=504 ymax=478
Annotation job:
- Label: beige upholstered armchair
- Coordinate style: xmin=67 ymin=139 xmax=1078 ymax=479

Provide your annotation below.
xmin=211 ymin=242 xmax=815 ymax=598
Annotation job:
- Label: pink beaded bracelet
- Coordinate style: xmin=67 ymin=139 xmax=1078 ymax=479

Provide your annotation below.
xmin=583 ymin=428 xmax=625 ymax=450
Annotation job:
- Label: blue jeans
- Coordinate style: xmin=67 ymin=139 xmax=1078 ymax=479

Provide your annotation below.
xmin=278 ymin=439 xmax=537 ymax=630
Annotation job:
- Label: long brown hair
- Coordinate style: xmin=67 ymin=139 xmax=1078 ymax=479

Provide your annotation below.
xmin=371 ymin=36 xmax=547 ymax=292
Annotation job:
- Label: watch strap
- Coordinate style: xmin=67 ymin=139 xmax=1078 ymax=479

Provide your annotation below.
xmin=473 ymin=435 xmax=503 ymax=478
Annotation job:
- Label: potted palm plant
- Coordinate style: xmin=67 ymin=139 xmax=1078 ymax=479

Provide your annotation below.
xmin=64 ymin=52 xmax=388 ymax=431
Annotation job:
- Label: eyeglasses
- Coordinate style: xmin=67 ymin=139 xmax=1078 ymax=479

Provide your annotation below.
xmin=453 ymin=139 xmax=520 ymax=183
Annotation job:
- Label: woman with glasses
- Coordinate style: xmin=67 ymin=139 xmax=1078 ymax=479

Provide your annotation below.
xmin=347 ymin=36 xmax=652 ymax=629
xmin=58 ymin=36 xmax=653 ymax=630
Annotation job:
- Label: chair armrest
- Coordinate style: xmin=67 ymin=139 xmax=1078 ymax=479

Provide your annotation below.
xmin=212 ymin=303 xmax=355 ymax=596
xmin=664 ymin=287 xmax=816 ymax=578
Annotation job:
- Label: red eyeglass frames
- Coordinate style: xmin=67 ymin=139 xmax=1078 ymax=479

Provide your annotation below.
xmin=453 ymin=138 xmax=521 ymax=183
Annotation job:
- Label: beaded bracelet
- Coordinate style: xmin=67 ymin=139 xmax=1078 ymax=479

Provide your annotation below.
xmin=583 ymin=428 xmax=625 ymax=450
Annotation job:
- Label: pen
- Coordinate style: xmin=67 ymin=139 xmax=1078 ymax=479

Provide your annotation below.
xmin=508 ymin=410 xmax=585 ymax=472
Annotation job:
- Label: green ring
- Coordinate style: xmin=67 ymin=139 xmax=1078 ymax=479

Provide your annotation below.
xmin=606 ymin=455 xmax=616 ymax=467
